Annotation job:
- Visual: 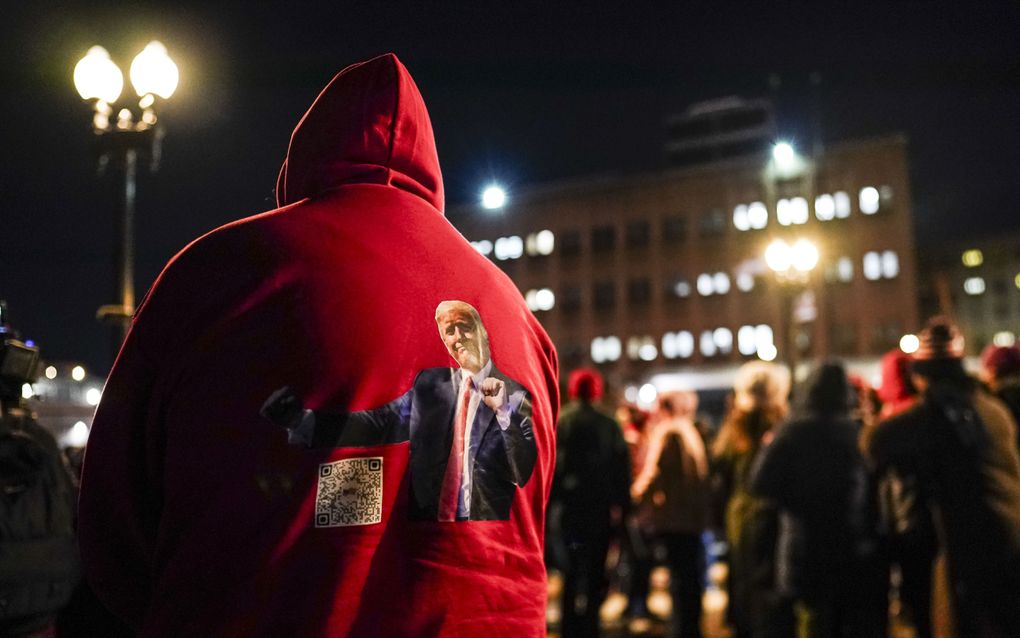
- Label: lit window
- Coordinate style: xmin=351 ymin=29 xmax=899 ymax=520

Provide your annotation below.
xmin=713 ymin=272 xmax=731 ymax=294
xmin=837 ymin=257 xmax=854 ymax=282
xmin=737 ymin=324 xmax=774 ymax=356
xmin=526 ymin=230 xmax=555 ymax=256
xmin=662 ymin=332 xmax=678 ymax=359
xmin=777 ymin=198 xmax=793 ymax=226
xmin=881 ymin=251 xmax=899 ymax=279
xmin=860 ymin=186 xmax=880 ymax=214
xmin=738 ymin=326 xmax=757 ymax=355
xmin=964 ymin=277 xmax=986 ymax=295
xmin=863 ymin=252 xmax=882 ymax=281
xmin=494 ymin=236 xmax=523 ymax=260
xmin=755 ymin=325 xmax=775 ymax=355
xmin=672 ymin=277 xmax=691 ymax=298
xmin=736 ymin=272 xmax=755 ymax=292
xmin=713 ymin=327 xmax=733 ymax=354
xmin=700 ymin=331 xmax=717 ymax=357
xmin=591 ymin=336 xmax=622 ymax=363
xmin=961 ymin=249 xmax=983 ymax=268
xmin=525 ymin=288 xmax=555 ymax=311
xmin=662 ymin=331 xmax=695 ymax=359
xmin=733 ymin=204 xmax=750 ymax=231
xmin=748 ymin=202 xmax=768 ymax=229
xmin=815 ymin=193 xmax=835 ymax=221
xmin=790 ymin=197 xmax=809 ymax=224
xmin=626 ymin=336 xmax=658 ymax=362
xmin=697 ymin=273 xmax=714 ymax=296
xmin=471 ymin=240 xmax=493 ymax=256
xmin=834 ymin=191 xmax=851 ymax=218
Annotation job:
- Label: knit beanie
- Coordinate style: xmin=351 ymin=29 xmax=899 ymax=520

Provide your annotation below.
xmin=913 ymin=316 xmax=966 ymax=378
xmin=981 ymin=344 xmax=1020 ymax=380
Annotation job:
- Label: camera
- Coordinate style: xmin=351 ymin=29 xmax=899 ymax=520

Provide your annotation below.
xmin=0 ymin=301 xmax=41 ymax=404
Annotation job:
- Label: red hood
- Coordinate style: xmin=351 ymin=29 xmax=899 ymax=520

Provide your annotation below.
xmin=877 ymin=348 xmax=917 ymax=405
xmin=275 ymin=53 xmax=444 ymax=212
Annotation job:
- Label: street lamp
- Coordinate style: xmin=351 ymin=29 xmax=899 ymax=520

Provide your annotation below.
xmin=481 ymin=184 xmax=507 ymax=210
xmin=765 ymin=238 xmax=819 ymax=379
xmin=73 ymin=42 xmax=178 ymax=358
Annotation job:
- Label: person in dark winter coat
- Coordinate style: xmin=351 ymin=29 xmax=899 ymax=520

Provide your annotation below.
xmin=751 ymin=362 xmax=883 ymax=637
xmin=871 ymin=348 xmax=935 ymax=638
xmin=78 ymin=54 xmax=559 ymax=637
xmin=980 ymin=344 xmax=1020 ymax=449
xmin=869 ymin=317 xmax=1020 ymax=637
xmin=552 ymin=369 xmax=631 ymax=638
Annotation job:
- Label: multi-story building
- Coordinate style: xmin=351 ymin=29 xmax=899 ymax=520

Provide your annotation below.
xmin=451 ymin=103 xmax=918 ymax=395
xmin=919 ymin=236 xmax=1020 ymax=354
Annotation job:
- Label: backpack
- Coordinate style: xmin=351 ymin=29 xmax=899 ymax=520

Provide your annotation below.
xmin=0 ymin=411 xmax=79 ymax=626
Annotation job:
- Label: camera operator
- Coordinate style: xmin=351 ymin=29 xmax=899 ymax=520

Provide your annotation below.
xmin=0 ymin=302 xmax=79 ymax=637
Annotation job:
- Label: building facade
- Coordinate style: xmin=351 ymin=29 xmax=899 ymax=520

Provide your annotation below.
xmin=920 ymin=237 xmax=1020 ymax=354
xmin=452 ymin=134 xmax=918 ymax=391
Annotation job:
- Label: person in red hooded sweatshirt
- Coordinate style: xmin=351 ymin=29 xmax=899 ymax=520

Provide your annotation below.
xmin=78 ymin=54 xmax=559 ymax=637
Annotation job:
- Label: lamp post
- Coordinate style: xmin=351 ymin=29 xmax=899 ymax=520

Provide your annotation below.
xmin=73 ymin=42 xmax=178 ymax=360
xmin=764 ymin=237 xmax=819 ymax=380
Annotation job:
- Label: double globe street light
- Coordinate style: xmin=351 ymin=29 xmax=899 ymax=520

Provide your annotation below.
xmin=73 ymin=42 xmax=178 ymax=357
xmin=764 ymin=237 xmax=819 ymax=379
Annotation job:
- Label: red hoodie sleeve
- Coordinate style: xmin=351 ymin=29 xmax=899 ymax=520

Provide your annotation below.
xmin=77 ymin=318 xmax=164 ymax=630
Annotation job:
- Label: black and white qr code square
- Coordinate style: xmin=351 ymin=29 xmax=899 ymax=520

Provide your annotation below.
xmin=314 ymin=457 xmax=383 ymax=528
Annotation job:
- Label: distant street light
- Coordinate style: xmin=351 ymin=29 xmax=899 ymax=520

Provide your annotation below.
xmin=74 ymin=41 xmax=178 ymax=359
xmin=899 ymin=334 xmax=920 ymax=354
xmin=481 ymin=184 xmax=507 ymax=210
xmin=765 ymin=237 xmax=819 ymax=378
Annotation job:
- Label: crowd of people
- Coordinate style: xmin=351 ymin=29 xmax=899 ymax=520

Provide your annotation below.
xmin=549 ymin=316 xmax=1020 ymax=638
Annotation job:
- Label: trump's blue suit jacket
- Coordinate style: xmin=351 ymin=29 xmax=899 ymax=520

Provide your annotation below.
xmin=306 ymin=365 xmax=536 ymax=521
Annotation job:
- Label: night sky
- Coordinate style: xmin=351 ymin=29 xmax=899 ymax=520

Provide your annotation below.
xmin=3 ymin=2 xmax=1019 ymax=373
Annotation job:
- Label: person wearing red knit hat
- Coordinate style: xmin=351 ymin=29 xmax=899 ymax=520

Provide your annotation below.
xmin=551 ymin=368 xmax=630 ymax=638
xmin=980 ymin=344 xmax=1020 ymax=444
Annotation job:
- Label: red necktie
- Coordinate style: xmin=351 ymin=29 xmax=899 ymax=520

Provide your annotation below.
xmin=439 ymin=377 xmax=473 ymax=521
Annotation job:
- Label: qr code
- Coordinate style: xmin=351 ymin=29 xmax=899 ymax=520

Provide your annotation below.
xmin=314 ymin=457 xmax=383 ymax=528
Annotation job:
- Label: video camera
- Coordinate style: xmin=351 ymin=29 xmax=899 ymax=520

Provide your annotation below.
xmin=0 ymin=301 xmax=41 ymax=405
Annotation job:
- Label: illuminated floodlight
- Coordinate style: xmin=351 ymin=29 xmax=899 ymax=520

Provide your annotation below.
xmin=85 ymin=387 xmax=103 ymax=406
xmin=993 ymin=332 xmax=1016 ymax=347
xmin=481 ymin=185 xmax=507 ymax=210
xmin=71 ymin=365 xmax=86 ymax=381
xmin=45 ymin=366 xmax=58 ymax=379
xmin=899 ymin=334 xmax=920 ymax=354
xmin=62 ymin=421 xmax=91 ymax=448
xmin=773 ymin=142 xmax=795 ymax=165
xmin=22 ymin=384 xmax=34 ymax=400
xmin=637 ymin=383 xmax=658 ymax=408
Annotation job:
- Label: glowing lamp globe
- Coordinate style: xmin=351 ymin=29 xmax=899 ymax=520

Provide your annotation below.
xmin=74 ymin=46 xmax=124 ymax=103
xmin=130 ymin=41 xmax=179 ymax=99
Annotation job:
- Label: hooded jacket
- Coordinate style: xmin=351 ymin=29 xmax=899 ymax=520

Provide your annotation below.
xmin=79 ymin=53 xmax=558 ymax=637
